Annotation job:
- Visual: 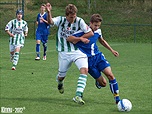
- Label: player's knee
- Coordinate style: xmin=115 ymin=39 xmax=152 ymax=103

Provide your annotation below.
xmin=101 ymin=80 xmax=107 ymax=87
xmin=80 ymin=67 xmax=88 ymax=74
xmin=107 ymin=74 xmax=115 ymax=80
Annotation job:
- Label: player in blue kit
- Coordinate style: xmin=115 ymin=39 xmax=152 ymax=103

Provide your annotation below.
xmin=35 ymin=3 xmax=50 ymax=60
xmin=67 ymin=14 xmax=121 ymax=104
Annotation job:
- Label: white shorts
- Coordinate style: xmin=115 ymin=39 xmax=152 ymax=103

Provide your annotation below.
xmin=58 ymin=50 xmax=88 ymax=77
xmin=9 ymin=44 xmax=24 ymax=52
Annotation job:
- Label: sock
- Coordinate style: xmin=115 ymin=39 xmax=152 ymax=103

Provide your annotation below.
xmin=109 ymin=78 xmax=120 ymax=103
xmin=43 ymin=43 xmax=47 ymax=56
xmin=58 ymin=79 xmax=63 ymax=84
xmin=76 ymin=74 xmax=87 ymax=97
xmin=10 ymin=54 xmax=13 ymax=57
xmin=13 ymin=52 xmax=19 ymax=66
xmin=10 ymin=54 xmax=14 ymax=62
xmin=36 ymin=44 xmax=40 ymax=57
xmin=56 ymin=75 xmax=63 ymax=84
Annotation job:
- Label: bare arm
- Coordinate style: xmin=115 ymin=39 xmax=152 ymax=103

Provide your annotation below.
xmin=5 ymin=30 xmax=14 ymax=37
xmin=81 ymin=31 xmax=94 ymax=39
xmin=40 ymin=17 xmax=49 ymax=24
xmin=98 ymin=37 xmax=119 ymax=57
xmin=24 ymin=31 xmax=28 ymax=37
xmin=46 ymin=3 xmax=54 ymax=24
xmin=67 ymin=36 xmax=90 ymax=44
xmin=67 ymin=31 xmax=93 ymax=44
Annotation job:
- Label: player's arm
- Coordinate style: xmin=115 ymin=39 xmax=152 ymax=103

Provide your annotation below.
xmin=5 ymin=21 xmax=14 ymax=37
xmin=98 ymin=37 xmax=119 ymax=57
xmin=67 ymin=36 xmax=90 ymax=44
xmin=23 ymin=23 xmax=28 ymax=37
xmin=41 ymin=17 xmax=49 ymax=24
xmin=5 ymin=30 xmax=14 ymax=37
xmin=36 ymin=21 xmax=38 ymax=25
xmin=46 ymin=3 xmax=54 ymax=24
xmin=24 ymin=30 xmax=28 ymax=37
xmin=67 ymin=25 xmax=93 ymax=44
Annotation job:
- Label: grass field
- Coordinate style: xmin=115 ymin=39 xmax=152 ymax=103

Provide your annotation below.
xmin=0 ymin=36 xmax=151 ymax=114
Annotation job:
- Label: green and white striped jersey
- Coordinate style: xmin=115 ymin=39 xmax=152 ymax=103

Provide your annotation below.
xmin=5 ymin=19 xmax=28 ymax=45
xmin=52 ymin=16 xmax=91 ymax=52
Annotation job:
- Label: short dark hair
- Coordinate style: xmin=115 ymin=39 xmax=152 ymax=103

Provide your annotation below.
xmin=65 ymin=4 xmax=77 ymax=16
xmin=16 ymin=9 xmax=23 ymax=15
xmin=90 ymin=14 xmax=103 ymax=23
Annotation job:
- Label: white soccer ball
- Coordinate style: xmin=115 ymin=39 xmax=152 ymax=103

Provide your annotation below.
xmin=117 ymin=99 xmax=132 ymax=112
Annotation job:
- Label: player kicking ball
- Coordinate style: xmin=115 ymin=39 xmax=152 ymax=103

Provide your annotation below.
xmin=67 ymin=14 xmax=121 ymax=104
xmin=5 ymin=9 xmax=28 ymax=70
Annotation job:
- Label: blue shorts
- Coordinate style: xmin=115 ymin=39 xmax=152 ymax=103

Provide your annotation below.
xmin=36 ymin=33 xmax=48 ymax=44
xmin=88 ymin=52 xmax=110 ymax=79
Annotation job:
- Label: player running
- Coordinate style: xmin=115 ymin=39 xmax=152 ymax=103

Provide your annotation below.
xmin=35 ymin=4 xmax=51 ymax=60
xmin=5 ymin=9 xmax=28 ymax=70
xmin=67 ymin=14 xmax=121 ymax=104
xmin=46 ymin=3 xmax=93 ymax=105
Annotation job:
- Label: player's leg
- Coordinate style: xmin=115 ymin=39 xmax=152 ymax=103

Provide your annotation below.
xmin=93 ymin=52 xmax=120 ymax=103
xmin=35 ymin=33 xmax=41 ymax=60
xmin=73 ymin=50 xmax=88 ymax=105
xmin=10 ymin=45 xmax=15 ymax=62
xmin=56 ymin=52 xmax=72 ymax=94
xmin=96 ymin=76 xmax=107 ymax=89
xmin=42 ymin=35 xmax=48 ymax=60
xmin=11 ymin=45 xmax=22 ymax=70
xmin=88 ymin=53 xmax=107 ymax=89
xmin=102 ymin=67 xmax=120 ymax=104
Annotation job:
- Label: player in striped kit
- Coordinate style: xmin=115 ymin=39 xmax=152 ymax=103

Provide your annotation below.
xmin=35 ymin=4 xmax=51 ymax=60
xmin=5 ymin=9 xmax=28 ymax=70
xmin=67 ymin=14 xmax=121 ymax=104
xmin=46 ymin=4 xmax=93 ymax=104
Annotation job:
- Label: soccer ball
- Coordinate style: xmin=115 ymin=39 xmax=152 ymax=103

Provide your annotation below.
xmin=117 ymin=99 xmax=132 ymax=112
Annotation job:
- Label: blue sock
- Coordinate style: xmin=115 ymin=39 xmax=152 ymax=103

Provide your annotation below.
xmin=109 ymin=78 xmax=120 ymax=103
xmin=36 ymin=44 xmax=40 ymax=57
xmin=43 ymin=43 xmax=47 ymax=56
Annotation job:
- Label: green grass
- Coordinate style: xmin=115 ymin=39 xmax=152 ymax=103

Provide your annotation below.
xmin=0 ymin=35 xmax=151 ymax=114
xmin=0 ymin=0 xmax=152 ymax=43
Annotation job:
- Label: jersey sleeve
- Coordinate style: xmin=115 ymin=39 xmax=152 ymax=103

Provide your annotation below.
xmin=79 ymin=18 xmax=91 ymax=33
xmin=52 ymin=16 xmax=62 ymax=27
xmin=5 ymin=20 xmax=13 ymax=31
xmin=23 ymin=21 xmax=28 ymax=32
xmin=98 ymin=29 xmax=102 ymax=38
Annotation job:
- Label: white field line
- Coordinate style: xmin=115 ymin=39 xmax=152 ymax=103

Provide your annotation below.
xmin=21 ymin=43 xmax=123 ymax=55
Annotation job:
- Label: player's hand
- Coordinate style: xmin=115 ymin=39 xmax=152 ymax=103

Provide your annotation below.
xmin=112 ymin=50 xmax=119 ymax=57
xmin=10 ymin=33 xmax=14 ymax=37
xmin=46 ymin=3 xmax=52 ymax=12
xmin=80 ymin=37 xmax=90 ymax=44
xmin=40 ymin=17 xmax=45 ymax=22
xmin=24 ymin=33 xmax=28 ymax=37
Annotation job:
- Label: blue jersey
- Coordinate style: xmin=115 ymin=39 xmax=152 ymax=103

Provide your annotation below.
xmin=74 ymin=29 xmax=102 ymax=57
xmin=36 ymin=12 xmax=50 ymax=35
xmin=73 ymin=28 xmax=110 ymax=79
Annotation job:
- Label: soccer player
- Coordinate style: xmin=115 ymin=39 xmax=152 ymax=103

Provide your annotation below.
xmin=35 ymin=4 xmax=50 ymax=60
xmin=5 ymin=9 xmax=28 ymax=70
xmin=46 ymin=4 xmax=93 ymax=104
xmin=67 ymin=14 xmax=121 ymax=104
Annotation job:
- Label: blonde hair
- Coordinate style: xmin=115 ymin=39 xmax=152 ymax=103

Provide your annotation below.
xmin=65 ymin=4 xmax=77 ymax=16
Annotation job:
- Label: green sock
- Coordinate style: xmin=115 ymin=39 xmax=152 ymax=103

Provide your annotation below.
xmin=13 ymin=52 xmax=19 ymax=66
xmin=76 ymin=74 xmax=87 ymax=97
